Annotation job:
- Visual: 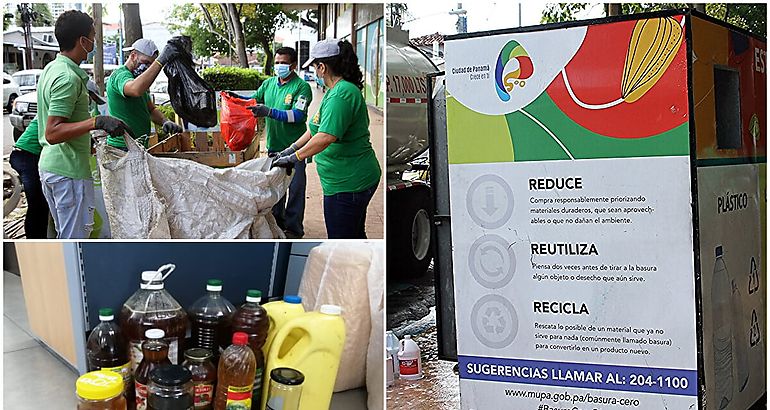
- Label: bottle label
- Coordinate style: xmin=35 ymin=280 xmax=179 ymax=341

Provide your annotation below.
xmin=400 ymin=358 xmax=419 ymax=375
xmin=226 ymin=384 xmax=254 ymax=408
xmin=102 ymin=361 xmax=133 ymax=393
xmin=135 ymin=381 xmax=149 ymax=410
xmin=193 ymin=382 xmax=214 ymax=408
xmin=130 ymin=338 xmax=179 ymax=373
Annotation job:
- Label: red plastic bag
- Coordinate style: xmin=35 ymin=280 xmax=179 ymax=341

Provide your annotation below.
xmin=220 ymin=92 xmax=257 ymax=151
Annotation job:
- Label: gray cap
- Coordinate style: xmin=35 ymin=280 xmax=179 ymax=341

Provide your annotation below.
xmin=86 ymin=79 xmax=106 ymax=105
xmin=302 ymin=39 xmax=340 ymax=68
xmin=122 ymin=38 xmax=158 ymax=57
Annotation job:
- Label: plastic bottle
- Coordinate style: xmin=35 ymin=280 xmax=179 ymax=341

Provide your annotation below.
xmin=712 ymin=246 xmax=734 ymax=409
xmin=189 ymin=279 xmax=236 ymax=361
xmin=77 ymin=370 xmax=128 ymax=410
xmin=263 ymin=305 xmax=345 ymax=410
xmin=215 ymin=332 xmax=257 ymax=410
xmin=398 ymin=335 xmax=423 ymax=380
xmin=87 ymin=308 xmax=135 ymax=409
xmin=120 ymin=264 xmax=188 ymax=371
xmin=731 ymin=278 xmax=750 ymax=392
xmin=261 ymin=296 xmax=305 ymax=359
xmin=265 ymin=368 xmax=304 ymax=410
xmin=136 ymin=329 xmax=173 ymax=410
xmin=231 ymin=290 xmax=269 ymax=409
xmin=385 ymin=331 xmax=400 ymax=382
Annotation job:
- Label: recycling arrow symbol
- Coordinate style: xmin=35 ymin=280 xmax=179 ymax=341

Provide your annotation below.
xmin=482 ymin=186 xmax=498 ymax=216
xmin=750 ymin=309 xmax=761 ymax=347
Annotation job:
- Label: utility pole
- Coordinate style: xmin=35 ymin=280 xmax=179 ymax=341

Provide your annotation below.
xmin=17 ymin=4 xmax=36 ymax=69
xmin=449 ymin=3 xmax=467 ymax=34
xmin=606 ymin=3 xmax=622 ymax=16
xmin=93 ymin=3 xmax=104 ymax=94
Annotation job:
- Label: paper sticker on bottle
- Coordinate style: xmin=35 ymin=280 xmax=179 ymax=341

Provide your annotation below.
xmin=226 ymin=384 xmax=254 ymax=408
xmin=399 ymin=359 xmax=419 ymax=375
xmin=102 ymin=361 xmax=132 ymax=392
xmin=130 ymin=338 xmax=179 ymax=373
xmin=135 ymin=381 xmax=149 ymax=410
xmin=193 ymin=382 xmax=214 ymax=408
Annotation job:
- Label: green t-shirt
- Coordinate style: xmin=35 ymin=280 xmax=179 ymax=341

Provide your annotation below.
xmin=308 ymin=80 xmax=381 ymax=196
xmin=106 ymin=65 xmax=152 ymax=148
xmin=15 ymin=116 xmax=41 ymax=155
xmin=37 ymin=54 xmax=92 ymax=179
xmin=252 ymin=74 xmax=312 ymax=152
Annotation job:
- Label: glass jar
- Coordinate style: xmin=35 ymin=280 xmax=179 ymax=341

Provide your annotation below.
xmin=148 ymin=365 xmax=194 ymax=410
xmin=265 ymin=368 xmax=304 ymax=410
xmin=181 ymin=348 xmax=217 ymax=410
xmin=77 ymin=370 xmax=128 ymax=410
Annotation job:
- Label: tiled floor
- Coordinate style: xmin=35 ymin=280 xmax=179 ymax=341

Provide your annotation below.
xmin=3 ymin=270 xmax=370 ymax=409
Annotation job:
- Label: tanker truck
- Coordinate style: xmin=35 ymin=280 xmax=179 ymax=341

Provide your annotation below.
xmin=386 ymin=27 xmax=443 ymax=277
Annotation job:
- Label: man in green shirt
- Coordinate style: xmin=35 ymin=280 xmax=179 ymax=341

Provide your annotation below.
xmin=227 ymin=47 xmax=313 ymax=238
xmin=37 ymin=10 xmax=135 ymax=239
xmin=106 ymin=38 xmax=182 ymax=148
xmin=10 ymin=80 xmax=105 ymax=238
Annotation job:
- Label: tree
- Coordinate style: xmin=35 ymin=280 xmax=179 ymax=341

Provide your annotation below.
xmin=541 ymin=3 xmax=766 ymax=37
xmin=226 ymin=4 xmax=248 ymax=68
xmin=386 ymin=3 xmax=410 ymax=28
xmin=250 ymin=3 xmax=293 ymax=75
xmin=121 ymin=3 xmax=143 ymax=46
xmin=15 ymin=3 xmax=52 ymax=27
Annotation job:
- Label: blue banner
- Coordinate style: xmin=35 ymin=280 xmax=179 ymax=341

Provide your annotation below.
xmin=458 ymin=355 xmax=698 ymax=396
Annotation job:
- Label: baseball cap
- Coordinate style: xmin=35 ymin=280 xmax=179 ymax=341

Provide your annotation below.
xmin=122 ymin=38 xmax=158 ymax=57
xmin=86 ymin=79 xmax=106 ymax=105
xmin=302 ymin=39 xmax=340 ymax=68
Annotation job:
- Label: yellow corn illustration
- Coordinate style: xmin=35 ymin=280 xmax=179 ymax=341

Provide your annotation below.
xmin=621 ymin=17 xmax=683 ymax=103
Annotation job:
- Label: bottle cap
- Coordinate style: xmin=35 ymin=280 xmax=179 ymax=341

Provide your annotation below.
xmin=76 ymin=370 xmax=123 ymax=400
xmin=404 ymin=335 xmax=412 ymax=339
xmin=184 ymin=348 xmax=213 ymax=362
xmin=716 ymin=246 xmax=723 ymax=258
xmin=320 ymin=304 xmax=342 ymax=315
xmin=232 ymin=332 xmax=249 ymax=345
xmin=141 ymin=271 xmax=165 ymax=290
xmin=270 ymin=367 xmax=305 ymax=386
xmin=145 ymin=328 xmax=165 ymax=339
xmin=246 ymin=289 xmax=262 ymax=303
xmin=284 ymin=295 xmax=302 ymax=304
xmin=98 ymin=308 xmax=114 ymax=321
xmin=150 ymin=365 xmax=192 ymax=386
xmin=206 ymin=279 xmax=223 ymax=292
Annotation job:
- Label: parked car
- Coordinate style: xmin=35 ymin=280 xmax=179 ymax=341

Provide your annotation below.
xmin=3 ymin=72 xmax=20 ymax=112
xmin=11 ymin=69 xmax=43 ymax=95
xmin=301 ymin=69 xmax=315 ymax=82
xmin=150 ymin=80 xmax=170 ymax=105
xmin=9 ymin=90 xmax=107 ymax=141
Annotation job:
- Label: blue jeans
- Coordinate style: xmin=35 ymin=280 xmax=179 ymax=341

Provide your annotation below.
xmin=323 ymin=183 xmax=378 ymax=239
xmin=39 ymin=171 xmax=95 ymax=239
xmin=271 ymin=156 xmax=307 ymax=237
xmin=9 ymin=148 xmax=49 ymax=238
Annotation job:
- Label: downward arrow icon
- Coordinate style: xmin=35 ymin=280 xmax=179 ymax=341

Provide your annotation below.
xmin=483 ymin=186 xmax=498 ymax=216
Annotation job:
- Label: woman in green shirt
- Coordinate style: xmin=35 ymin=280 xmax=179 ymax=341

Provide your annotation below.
xmin=272 ymin=39 xmax=381 ymax=239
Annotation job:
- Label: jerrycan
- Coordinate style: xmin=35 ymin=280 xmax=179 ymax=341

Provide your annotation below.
xmin=261 ymin=305 xmax=345 ymax=410
xmin=262 ymin=296 xmax=305 ymax=359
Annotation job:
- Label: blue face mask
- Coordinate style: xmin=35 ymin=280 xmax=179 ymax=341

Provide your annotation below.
xmin=132 ymin=63 xmax=149 ymax=77
xmin=275 ymin=64 xmax=292 ymax=79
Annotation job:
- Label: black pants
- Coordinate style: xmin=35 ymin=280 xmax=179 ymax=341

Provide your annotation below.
xmin=323 ymin=183 xmax=378 ymax=239
xmin=9 ymin=148 xmax=49 ymax=238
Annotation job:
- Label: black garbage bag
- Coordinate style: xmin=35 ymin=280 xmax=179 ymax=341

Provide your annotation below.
xmin=163 ymin=36 xmax=218 ymax=128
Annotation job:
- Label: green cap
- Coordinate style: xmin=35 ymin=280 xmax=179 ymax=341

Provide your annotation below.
xmin=207 ymin=279 xmax=223 ymax=286
xmin=98 ymin=308 xmax=113 ymax=317
xmin=247 ymin=290 xmax=262 ymax=298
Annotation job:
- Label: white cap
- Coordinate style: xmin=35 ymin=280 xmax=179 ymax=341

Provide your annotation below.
xmin=404 ymin=335 xmax=412 ymax=339
xmin=145 ymin=329 xmax=165 ymax=339
xmin=320 ymin=304 xmax=342 ymax=315
xmin=123 ymin=38 xmax=158 ymax=57
xmin=302 ymin=39 xmax=340 ymax=69
xmin=141 ymin=270 xmax=165 ymax=290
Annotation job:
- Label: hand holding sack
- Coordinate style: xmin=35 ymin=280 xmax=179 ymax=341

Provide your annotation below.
xmin=220 ymin=91 xmax=257 ymax=151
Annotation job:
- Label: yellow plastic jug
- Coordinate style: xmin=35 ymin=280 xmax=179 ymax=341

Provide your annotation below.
xmin=261 ymin=305 xmax=346 ymax=410
xmin=262 ymin=296 xmax=306 ymax=359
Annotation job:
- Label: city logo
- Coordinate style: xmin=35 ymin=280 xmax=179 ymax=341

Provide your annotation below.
xmin=495 ymin=40 xmax=534 ymax=101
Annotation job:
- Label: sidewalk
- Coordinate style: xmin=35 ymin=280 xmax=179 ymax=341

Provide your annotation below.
xmin=263 ymin=83 xmax=384 ymax=239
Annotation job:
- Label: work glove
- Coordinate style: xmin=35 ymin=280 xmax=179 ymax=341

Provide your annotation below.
xmin=271 ymin=152 xmax=299 ymax=175
xmin=248 ymin=104 xmax=271 ymax=118
xmin=156 ymin=42 xmax=181 ymax=66
xmin=276 ymin=143 xmax=299 ymax=158
xmin=162 ymin=120 xmax=183 ymax=135
xmin=95 ymin=116 xmax=135 ymax=138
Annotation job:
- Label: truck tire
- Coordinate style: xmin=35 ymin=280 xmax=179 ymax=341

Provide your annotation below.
xmin=387 ymin=185 xmax=434 ymax=278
